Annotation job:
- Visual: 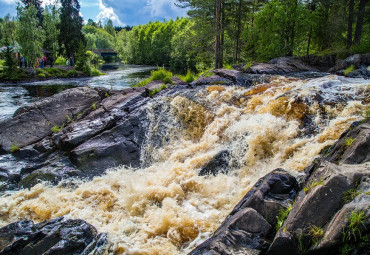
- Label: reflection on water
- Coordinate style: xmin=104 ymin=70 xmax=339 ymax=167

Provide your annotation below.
xmin=0 ymin=65 xmax=156 ymax=121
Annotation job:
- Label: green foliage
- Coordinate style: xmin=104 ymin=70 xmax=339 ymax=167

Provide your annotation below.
xmin=150 ymin=67 xmax=173 ymax=83
xmin=365 ymin=109 xmax=370 ymax=119
xmin=148 ymin=84 xmax=168 ymax=97
xmin=179 ymin=70 xmax=197 ymax=83
xmin=51 ymin=125 xmax=62 ymax=133
xmin=16 ymin=4 xmax=45 ymax=68
xmin=345 ymin=138 xmax=355 ymax=148
xmin=10 ymin=145 xmax=20 ymax=153
xmin=66 ymin=70 xmax=77 ymax=77
xmin=304 ymin=179 xmax=324 ymax=193
xmin=309 ymin=225 xmax=324 ymax=244
xmin=343 ymin=186 xmax=361 ymax=204
xmin=54 ymin=56 xmax=67 ymax=66
xmin=43 ymin=6 xmax=59 ymax=61
xmin=276 ymin=205 xmax=292 ymax=232
xmin=58 ymin=0 xmax=84 ymax=64
xmin=83 ymin=25 xmax=115 ymax=49
xmin=344 ymin=65 xmax=355 ymax=76
xmin=135 ymin=78 xmax=151 ymax=87
xmin=344 ymin=210 xmax=366 ymax=241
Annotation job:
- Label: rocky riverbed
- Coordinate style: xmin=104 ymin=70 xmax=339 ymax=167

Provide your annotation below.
xmin=0 ymin=55 xmax=369 ymax=254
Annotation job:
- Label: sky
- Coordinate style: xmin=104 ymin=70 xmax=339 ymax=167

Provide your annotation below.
xmin=0 ymin=0 xmax=188 ymax=26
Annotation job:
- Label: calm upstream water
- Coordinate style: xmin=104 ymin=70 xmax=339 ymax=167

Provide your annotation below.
xmin=0 ymin=64 xmax=156 ymax=122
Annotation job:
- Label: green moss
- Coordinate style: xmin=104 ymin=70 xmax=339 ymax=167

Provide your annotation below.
xmin=344 ymin=65 xmax=355 ymax=76
xmin=343 ymin=186 xmax=360 ymax=204
xmin=276 ymin=205 xmax=292 ymax=232
xmin=304 ymin=179 xmax=324 ymax=193
xmin=344 ymin=138 xmax=355 ymax=148
xmin=10 ymin=145 xmax=20 ymax=153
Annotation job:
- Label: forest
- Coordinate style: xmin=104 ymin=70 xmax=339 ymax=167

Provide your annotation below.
xmin=0 ymin=0 xmax=369 ymax=78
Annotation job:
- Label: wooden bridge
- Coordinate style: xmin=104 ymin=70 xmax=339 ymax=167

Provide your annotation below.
xmin=89 ymin=49 xmax=118 ymax=57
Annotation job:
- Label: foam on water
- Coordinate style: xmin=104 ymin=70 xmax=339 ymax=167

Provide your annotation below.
xmin=0 ymin=75 xmax=369 ymax=254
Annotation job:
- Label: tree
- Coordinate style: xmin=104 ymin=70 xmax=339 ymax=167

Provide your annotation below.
xmin=347 ymin=0 xmax=355 ymax=48
xmin=16 ymin=3 xmax=45 ymax=68
xmin=2 ymin=36 xmax=18 ymax=79
xmin=353 ymin=0 xmax=368 ymax=45
xmin=104 ymin=19 xmax=115 ymax=37
xmin=58 ymin=0 xmax=85 ymax=66
xmin=43 ymin=6 xmax=60 ymax=65
xmin=20 ymin=0 xmax=43 ymax=24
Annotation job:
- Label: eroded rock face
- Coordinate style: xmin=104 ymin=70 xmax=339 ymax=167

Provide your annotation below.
xmin=0 ymin=87 xmax=101 ymax=152
xmin=0 ymin=217 xmax=108 ymax=255
xmin=267 ymin=119 xmax=370 ymax=255
xmin=190 ymin=169 xmax=299 ymax=255
xmin=245 ymin=57 xmax=318 ymax=75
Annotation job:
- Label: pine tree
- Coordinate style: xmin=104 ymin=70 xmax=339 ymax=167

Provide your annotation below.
xmin=20 ymin=0 xmax=43 ymax=24
xmin=58 ymin=0 xmax=85 ymax=66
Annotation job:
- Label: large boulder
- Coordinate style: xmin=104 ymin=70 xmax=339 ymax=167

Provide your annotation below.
xmin=245 ymin=57 xmax=318 ymax=75
xmin=0 ymin=217 xmax=108 ymax=255
xmin=0 ymin=87 xmax=100 ymax=152
xmin=190 ymin=169 xmax=299 ymax=254
xmin=329 ymin=54 xmax=370 ymax=73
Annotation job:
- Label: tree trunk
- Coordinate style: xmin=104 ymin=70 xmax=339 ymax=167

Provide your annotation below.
xmin=235 ymin=0 xmax=242 ymax=63
xmin=347 ymin=0 xmax=355 ymax=48
xmin=215 ymin=0 xmax=222 ymax=69
xmin=220 ymin=0 xmax=224 ymax=68
xmin=307 ymin=27 xmax=312 ymax=56
xmin=353 ymin=0 xmax=367 ymax=45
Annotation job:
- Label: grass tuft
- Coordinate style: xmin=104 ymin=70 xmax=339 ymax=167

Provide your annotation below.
xmin=304 ymin=179 xmax=324 ymax=193
xmin=10 ymin=144 xmax=20 ymax=153
xmin=344 ymin=65 xmax=355 ymax=76
xmin=276 ymin=205 xmax=292 ymax=232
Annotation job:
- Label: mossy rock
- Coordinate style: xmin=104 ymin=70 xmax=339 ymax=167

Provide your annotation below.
xmin=20 ymin=172 xmax=58 ymax=189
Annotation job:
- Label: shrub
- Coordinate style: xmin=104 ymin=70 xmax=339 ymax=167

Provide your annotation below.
xmin=54 ymin=56 xmax=67 ymax=66
xmin=10 ymin=145 xmax=20 ymax=153
xmin=66 ymin=70 xmax=78 ymax=78
xmin=179 ymin=70 xmax=196 ymax=83
xmin=90 ymin=69 xmax=105 ymax=76
xmin=150 ymin=67 xmax=173 ymax=84
xmin=38 ymin=73 xmax=46 ymax=78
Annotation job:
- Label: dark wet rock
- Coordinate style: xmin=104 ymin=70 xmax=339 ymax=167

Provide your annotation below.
xmin=228 ymin=169 xmax=299 ymax=226
xmin=299 ymin=54 xmax=337 ymax=72
xmin=0 ymin=87 xmax=100 ymax=152
xmin=0 ymin=217 xmax=108 ymax=255
xmin=172 ymin=76 xmax=188 ymax=85
xmin=266 ymin=230 xmax=298 ymax=255
xmin=191 ymin=74 xmax=233 ymax=86
xmin=190 ymin=169 xmax=299 ymax=254
xmin=324 ymin=119 xmax=370 ymax=164
xmin=213 ymin=69 xmax=253 ymax=87
xmin=245 ymin=57 xmax=318 ymax=75
xmin=329 ymin=54 xmax=370 ymax=73
xmin=199 ymin=150 xmax=231 ymax=176
xmin=190 ymin=208 xmax=271 ymax=255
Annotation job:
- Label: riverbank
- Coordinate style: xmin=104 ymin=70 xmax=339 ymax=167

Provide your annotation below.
xmin=0 ymin=65 xmax=104 ymax=84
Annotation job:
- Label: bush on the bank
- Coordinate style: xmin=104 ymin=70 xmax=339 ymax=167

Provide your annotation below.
xmin=134 ymin=67 xmax=173 ymax=87
xmin=55 ymin=56 xmax=67 ymax=66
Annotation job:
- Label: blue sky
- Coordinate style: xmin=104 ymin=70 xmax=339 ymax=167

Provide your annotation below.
xmin=0 ymin=0 xmax=188 ymax=26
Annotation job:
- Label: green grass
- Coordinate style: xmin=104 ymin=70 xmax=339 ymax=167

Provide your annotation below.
xmin=66 ymin=70 xmax=78 ymax=78
xmin=304 ymin=179 xmax=324 ymax=193
xmin=10 ymin=145 xmax=20 ymax=153
xmin=365 ymin=109 xmax=370 ymax=119
xmin=343 ymin=186 xmax=360 ymax=204
xmin=344 ymin=65 xmax=355 ymax=76
xmin=51 ymin=125 xmax=62 ymax=133
xmin=343 ymin=210 xmax=366 ymax=242
xmin=134 ymin=67 xmax=173 ymax=87
xmin=148 ymin=84 xmax=167 ymax=97
xmin=91 ymin=102 xmax=98 ymax=110
xmin=90 ymin=69 xmax=105 ymax=76
xmin=309 ymin=225 xmax=324 ymax=245
xmin=276 ymin=205 xmax=292 ymax=232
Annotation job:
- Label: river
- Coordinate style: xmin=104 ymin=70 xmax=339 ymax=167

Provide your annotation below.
xmin=0 ymin=64 xmax=156 ymax=122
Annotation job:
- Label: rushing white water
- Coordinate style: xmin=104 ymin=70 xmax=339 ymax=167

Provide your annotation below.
xmin=0 ymin=75 xmax=369 ymax=254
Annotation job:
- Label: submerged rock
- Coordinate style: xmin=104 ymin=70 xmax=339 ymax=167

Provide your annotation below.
xmin=0 ymin=217 xmax=108 ymax=255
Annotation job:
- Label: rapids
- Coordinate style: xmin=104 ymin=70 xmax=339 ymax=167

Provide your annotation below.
xmin=0 ymin=75 xmax=369 ymax=254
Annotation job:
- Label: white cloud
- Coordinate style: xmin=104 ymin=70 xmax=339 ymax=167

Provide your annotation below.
xmin=97 ymin=0 xmax=124 ymax=26
xmin=0 ymin=0 xmax=16 ymax=4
